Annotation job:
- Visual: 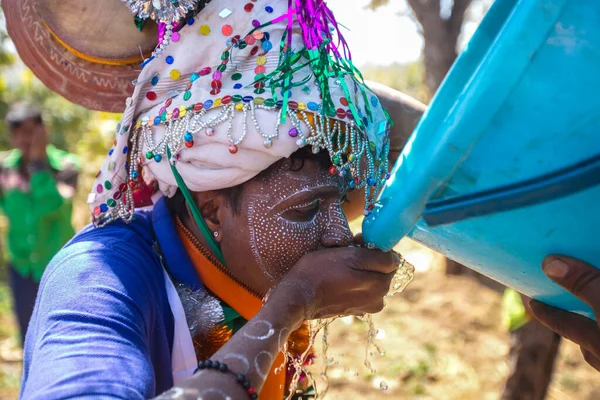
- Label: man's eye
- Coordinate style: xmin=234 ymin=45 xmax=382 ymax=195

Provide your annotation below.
xmin=281 ymin=200 xmax=321 ymax=222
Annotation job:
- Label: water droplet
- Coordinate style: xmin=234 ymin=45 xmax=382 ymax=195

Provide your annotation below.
xmin=380 ymin=381 xmax=389 ymax=391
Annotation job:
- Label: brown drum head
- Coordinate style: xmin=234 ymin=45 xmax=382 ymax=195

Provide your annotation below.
xmin=4 ymin=0 xmax=158 ymax=112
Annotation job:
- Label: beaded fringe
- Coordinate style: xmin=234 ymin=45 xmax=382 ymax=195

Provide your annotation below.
xmin=94 ymin=102 xmax=389 ymax=226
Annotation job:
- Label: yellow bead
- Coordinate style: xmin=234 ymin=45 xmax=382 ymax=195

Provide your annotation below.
xmin=179 ymin=106 xmax=187 ymax=117
xmin=256 ymin=56 xmax=267 ymax=66
xmin=297 ymin=102 xmax=306 ymax=111
xmin=170 ymin=69 xmax=181 ymax=80
xmin=235 ymin=103 xmax=244 ymax=111
xmin=200 ymin=24 xmax=211 ymax=36
xmin=170 ymin=69 xmax=181 ymax=81
xmin=135 ymin=120 xmax=142 ymax=129
xmin=213 ymin=98 xmax=222 ymax=107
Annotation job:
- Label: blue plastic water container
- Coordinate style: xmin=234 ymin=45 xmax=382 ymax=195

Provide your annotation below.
xmin=363 ymin=0 xmax=600 ymax=318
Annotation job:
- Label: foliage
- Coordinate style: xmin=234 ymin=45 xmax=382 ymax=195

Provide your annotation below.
xmin=363 ymin=62 xmax=430 ymax=103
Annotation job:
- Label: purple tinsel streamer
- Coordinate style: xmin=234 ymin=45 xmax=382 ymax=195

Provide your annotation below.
xmin=293 ymin=0 xmax=352 ymax=61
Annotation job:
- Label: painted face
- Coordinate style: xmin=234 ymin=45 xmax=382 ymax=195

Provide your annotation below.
xmin=246 ymin=161 xmax=353 ymax=283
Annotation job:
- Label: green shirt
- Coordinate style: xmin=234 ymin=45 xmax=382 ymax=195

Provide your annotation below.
xmin=0 ymin=145 xmax=80 ymax=281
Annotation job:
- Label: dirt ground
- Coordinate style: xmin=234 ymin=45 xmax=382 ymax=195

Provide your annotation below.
xmin=1 ymin=239 xmax=599 ymax=399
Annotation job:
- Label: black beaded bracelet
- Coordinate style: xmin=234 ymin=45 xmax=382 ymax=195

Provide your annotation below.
xmin=195 ymin=360 xmax=258 ymax=400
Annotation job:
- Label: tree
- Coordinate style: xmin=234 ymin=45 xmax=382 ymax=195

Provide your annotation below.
xmin=369 ymin=0 xmax=481 ymax=95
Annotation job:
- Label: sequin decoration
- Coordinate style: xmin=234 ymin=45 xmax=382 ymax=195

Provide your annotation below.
xmin=222 ymin=24 xmax=233 ymax=36
xmin=170 ymin=69 xmax=181 ymax=80
xmin=120 ymin=0 xmax=198 ymax=22
xmin=200 ymin=24 xmax=211 ymax=35
xmin=218 ymin=8 xmax=233 ymax=19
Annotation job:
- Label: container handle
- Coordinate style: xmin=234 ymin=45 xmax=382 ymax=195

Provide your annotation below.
xmin=422 ymin=153 xmax=600 ymax=227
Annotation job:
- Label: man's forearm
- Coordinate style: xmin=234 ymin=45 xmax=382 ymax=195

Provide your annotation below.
xmin=155 ymin=288 xmax=304 ymax=399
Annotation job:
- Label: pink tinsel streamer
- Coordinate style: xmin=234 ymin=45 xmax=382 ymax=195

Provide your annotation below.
xmin=293 ymin=0 xmax=352 ymax=61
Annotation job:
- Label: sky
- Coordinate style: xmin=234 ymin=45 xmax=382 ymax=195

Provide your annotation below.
xmin=326 ymin=0 xmax=485 ymax=68
xmin=327 ymin=0 xmax=424 ymax=66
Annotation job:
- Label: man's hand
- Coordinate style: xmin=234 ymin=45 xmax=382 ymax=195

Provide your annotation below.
xmin=529 ymin=256 xmax=600 ymax=371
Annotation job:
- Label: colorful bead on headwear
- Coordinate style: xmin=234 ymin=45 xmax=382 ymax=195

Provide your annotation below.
xmin=88 ymin=0 xmax=392 ymax=226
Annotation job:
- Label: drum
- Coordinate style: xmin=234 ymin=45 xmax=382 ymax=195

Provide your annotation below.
xmin=363 ymin=0 xmax=600 ymax=318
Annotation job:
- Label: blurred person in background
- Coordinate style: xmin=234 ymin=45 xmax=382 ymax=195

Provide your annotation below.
xmin=1 ymin=102 xmax=80 ymax=345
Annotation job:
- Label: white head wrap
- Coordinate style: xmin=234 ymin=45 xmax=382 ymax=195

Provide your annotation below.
xmin=88 ymin=0 xmax=391 ymax=225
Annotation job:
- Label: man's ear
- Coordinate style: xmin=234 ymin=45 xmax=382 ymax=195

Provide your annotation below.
xmin=190 ymin=191 xmax=226 ymax=243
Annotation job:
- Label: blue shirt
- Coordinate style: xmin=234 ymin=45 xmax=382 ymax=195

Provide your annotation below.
xmin=21 ymin=198 xmax=204 ymax=399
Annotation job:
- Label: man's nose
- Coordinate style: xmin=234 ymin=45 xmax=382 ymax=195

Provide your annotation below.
xmin=320 ymin=202 xmax=353 ymax=248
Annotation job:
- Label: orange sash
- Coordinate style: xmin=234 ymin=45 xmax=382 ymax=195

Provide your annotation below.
xmin=176 ymin=220 xmax=286 ymax=400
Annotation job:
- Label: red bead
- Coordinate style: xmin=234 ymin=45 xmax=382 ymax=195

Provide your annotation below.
xmin=165 ymin=98 xmax=173 ymax=107
xmin=146 ymin=91 xmax=157 ymax=101
xmin=222 ymin=95 xmax=232 ymax=105
xmin=128 ymin=181 xmax=137 ymax=188
xmin=329 ymin=166 xmax=336 ymax=175
xmin=244 ymin=3 xmax=254 ymax=12
xmin=222 ymin=24 xmax=233 ymax=36
xmin=336 ymin=108 xmax=347 ymax=119
xmin=340 ymin=97 xmax=349 ymax=107
xmin=368 ymin=204 xmax=375 ymax=211
xmin=185 ymin=141 xmax=194 ymax=148
xmin=211 ymin=80 xmax=223 ymax=89
xmin=229 ymin=145 xmax=238 ymax=154
xmin=119 ymin=183 xmax=128 ymax=192
xmin=199 ymin=67 xmax=212 ymax=76
xmin=247 ymin=387 xmax=256 ymax=395
xmin=210 ymin=89 xmax=221 ymax=96
xmin=354 ymin=177 xmax=361 ymax=185
xmin=193 ymin=102 xmax=204 ymax=112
